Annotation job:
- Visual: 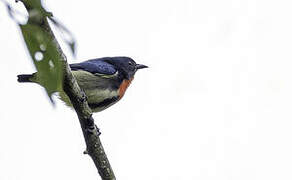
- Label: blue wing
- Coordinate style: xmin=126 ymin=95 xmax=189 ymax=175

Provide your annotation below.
xmin=70 ymin=58 xmax=116 ymax=75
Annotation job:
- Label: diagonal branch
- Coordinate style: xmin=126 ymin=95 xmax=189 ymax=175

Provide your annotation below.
xmin=20 ymin=1 xmax=116 ymax=179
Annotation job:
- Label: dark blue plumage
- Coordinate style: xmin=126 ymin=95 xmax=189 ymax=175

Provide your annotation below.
xmin=70 ymin=58 xmax=117 ymax=75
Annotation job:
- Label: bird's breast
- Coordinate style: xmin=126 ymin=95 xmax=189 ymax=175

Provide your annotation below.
xmin=118 ymin=77 xmax=134 ymax=99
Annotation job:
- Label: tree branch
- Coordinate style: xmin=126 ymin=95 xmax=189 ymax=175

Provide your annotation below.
xmin=20 ymin=1 xmax=116 ymax=179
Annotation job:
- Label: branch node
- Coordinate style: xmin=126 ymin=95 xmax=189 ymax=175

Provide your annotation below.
xmin=86 ymin=125 xmax=101 ymax=136
xmin=45 ymin=11 xmax=53 ymax=17
xmin=80 ymin=90 xmax=87 ymax=103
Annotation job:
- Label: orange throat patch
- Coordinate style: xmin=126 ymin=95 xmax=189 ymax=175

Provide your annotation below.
xmin=118 ymin=78 xmax=133 ymax=99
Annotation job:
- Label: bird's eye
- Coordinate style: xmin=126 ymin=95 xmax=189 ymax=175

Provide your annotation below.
xmin=128 ymin=62 xmax=133 ymax=66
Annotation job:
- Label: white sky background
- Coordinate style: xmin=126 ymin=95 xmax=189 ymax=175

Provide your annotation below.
xmin=1 ymin=0 xmax=292 ymax=179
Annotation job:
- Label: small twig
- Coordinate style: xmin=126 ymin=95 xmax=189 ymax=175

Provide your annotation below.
xmin=48 ymin=17 xmax=77 ymax=56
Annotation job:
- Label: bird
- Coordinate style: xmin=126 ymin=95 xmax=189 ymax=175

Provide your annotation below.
xmin=17 ymin=56 xmax=148 ymax=112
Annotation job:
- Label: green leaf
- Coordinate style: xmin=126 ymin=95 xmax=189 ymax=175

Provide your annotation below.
xmin=20 ymin=23 xmax=64 ymax=102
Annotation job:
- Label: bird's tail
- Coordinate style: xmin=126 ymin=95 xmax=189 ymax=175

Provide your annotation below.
xmin=17 ymin=74 xmax=34 ymax=83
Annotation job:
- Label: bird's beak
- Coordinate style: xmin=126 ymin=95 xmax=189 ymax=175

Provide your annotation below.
xmin=136 ymin=64 xmax=148 ymax=70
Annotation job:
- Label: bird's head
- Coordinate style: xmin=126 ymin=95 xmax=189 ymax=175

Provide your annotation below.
xmin=106 ymin=56 xmax=148 ymax=79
